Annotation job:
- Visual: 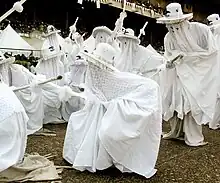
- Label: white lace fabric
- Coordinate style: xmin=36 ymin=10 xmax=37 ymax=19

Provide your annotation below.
xmin=86 ymin=64 xmax=141 ymax=102
xmin=0 ymin=83 xmax=25 ymax=121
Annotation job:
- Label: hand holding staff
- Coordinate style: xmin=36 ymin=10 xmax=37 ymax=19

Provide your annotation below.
xmin=141 ymin=54 xmax=183 ymax=75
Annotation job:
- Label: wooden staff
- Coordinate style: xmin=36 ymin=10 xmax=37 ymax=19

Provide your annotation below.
xmin=141 ymin=54 xmax=183 ymax=75
xmin=13 ymin=75 xmax=63 ymax=92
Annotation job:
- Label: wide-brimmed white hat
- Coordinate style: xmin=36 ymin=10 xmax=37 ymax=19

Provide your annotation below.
xmin=157 ymin=3 xmax=193 ymax=24
xmin=92 ymin=26 xmax=112 ymax=38
xmin=43 ymin=25 xmax=61 ymax=37
xmin=81 ymin=42 xmax=118 ymax=72
xmin=117 ymin=28 xmax=140 ymax=44
xmin=207 ymin=14 xmax=220 ymax=27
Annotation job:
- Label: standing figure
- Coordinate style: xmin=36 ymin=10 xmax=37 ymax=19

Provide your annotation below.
xmin=63 ymin=43 xmax=162 ymax=178
xmin=36 ymin=25 xmax=64 ymax=86
xmin=206 ymin=14 xmax=220 ymax=129
xmin=157 ymin=3 xmax=219 ymax=146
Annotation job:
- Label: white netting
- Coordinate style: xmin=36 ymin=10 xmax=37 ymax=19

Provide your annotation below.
xmin=86 ymin=64 xmax=140 ymax=101
xmin=0 ymin=83 xmax=25 ymax=121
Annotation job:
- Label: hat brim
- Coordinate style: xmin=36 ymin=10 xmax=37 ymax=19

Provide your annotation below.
xmin=81 ymin=51 xmax=119 ymax=72
xmin=0 ymin=57 xmax=15 ymax=65
xmin=41 ymin=51 xmax=63 ymax=60
xmin=43 ymin=30 xmax=61 ymax=37
xmin=117 ymin=34 xmax=140 ymax=44
xmin=157 ymin=13 xmax=193 ymax=24
xmin=92 ymin=27 xmax=112 ymax=38
xmin=208 ymin=20 xmax=220 ymax=28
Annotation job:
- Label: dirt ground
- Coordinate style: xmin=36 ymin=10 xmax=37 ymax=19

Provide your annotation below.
xmin=27 ymin=123 xmax=220 ymax=183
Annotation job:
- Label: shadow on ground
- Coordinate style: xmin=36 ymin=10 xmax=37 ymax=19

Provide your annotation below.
xmin=27 ymin=123 xmax=220 ymax=183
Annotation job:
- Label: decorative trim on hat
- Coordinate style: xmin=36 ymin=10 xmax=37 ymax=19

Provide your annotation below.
xmin=92 ymin=26 xmax=112 ymax=38
xmin=157 ymin=3 xmax=193 ymax=24
xmin=116 ymin=29 xmax=140 ymax=44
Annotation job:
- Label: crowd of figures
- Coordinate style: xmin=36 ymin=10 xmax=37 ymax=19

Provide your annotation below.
xmin=1 ymin=1 xmax=220 ymax=181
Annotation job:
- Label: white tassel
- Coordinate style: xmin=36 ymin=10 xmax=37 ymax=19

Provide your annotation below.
xmin=58 ymin=86 xmax=86 ymax=101
xmin=58 ymin=86 xmax=72 ymax=102
xmin=96 ymin=0 xmax=100 ymax=8
xmin=131 ymin=3 xmax=135 ymax=11
xmin=141 ymin=7 xmax=144 ymax=14
xmin=13 ymin=2 xmax=23 ymax=13
xmin=123 ymin=0 xmax=126 ymax=12
xmin=78 ymin=0 xmax=83 ymax=4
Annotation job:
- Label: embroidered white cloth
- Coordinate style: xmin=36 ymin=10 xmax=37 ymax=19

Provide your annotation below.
xmin=63 ymin=64 xmax=162 ymax=178
xmin=0 ymin=83 xmax=28 ymax=172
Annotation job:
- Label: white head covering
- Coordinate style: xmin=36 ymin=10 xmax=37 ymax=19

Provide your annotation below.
xmin=92 ymin=26 xmax=112 ymax=47
xmin=82 ymin=42 xmax=116 ymax=70
xmin=207 ymin=14 xmax=220 ymax=30
xmin=43 ymin=25 xmax=61 ymax=37
xmin=117 ymin=28 xmax=140 ymax=44
xmin=115 ymin=28 xmax=139 ymax=72
xmin=157 ymin=3 xmax=193 ymax=24
xmin=0 ymin=53 xmax=14 ymax=86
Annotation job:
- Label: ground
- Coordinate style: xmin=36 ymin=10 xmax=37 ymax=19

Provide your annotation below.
xmin=27 ymin=124 xmax=220 ymax=183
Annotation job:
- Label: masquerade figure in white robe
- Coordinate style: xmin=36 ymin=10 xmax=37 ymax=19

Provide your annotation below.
xmin=157 ymin=3 xmax=219 ymax=146
xmin=206 ymin=14 xmax=220 ymax=129
xmin=0 ymin=82 xmax=28 ymax=172
xmin=10 ymin=63 xmax=81 ymax=125
xmin=63 ymin=43 xmax=162 ymax=178
xmin=61 ymin=31 xmax=86 ymax=121
xmin=82 ymin=26 xmax=120 ymax=53
xmin=36 ymin=25 xmax=65 ymax=86
xmin=65 ymin=32 xmax=84 ymax=72
xmin=0 ymin=54 xmax=44 ymax=135
xmin=115 ymin=28 xmax=165 ymax=83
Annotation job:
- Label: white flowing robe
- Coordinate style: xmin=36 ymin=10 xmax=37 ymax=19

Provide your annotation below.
xmin=210 ymin=23 xmax=220 ymax=49
xmin=115 ymin=38 xmax=164 ymax=83
xmin=0 ymin=83 xmax=28 ymax=172
xmin=10 ymin=64 xmax=45 ymax=134
xmin=63 ymin=64 xmax=162 ymax=178
xmin=162 ymin=21 xmax=219 ymax=125
xmin=207 ymin=23 xmax=220 ymax=129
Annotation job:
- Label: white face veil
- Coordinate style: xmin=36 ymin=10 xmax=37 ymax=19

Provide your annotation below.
xmin=165 ymin=21 xmax=207 ymax=52
xmin=116 ymin=37 xmax=138 ymax=72
xmin=94 ymin=32 xmax=111 ymax=47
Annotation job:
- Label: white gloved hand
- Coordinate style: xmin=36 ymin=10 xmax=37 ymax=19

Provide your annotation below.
xmin=30 ymin=79 xmax=42 ymax=93
xmin=166 ymin=62 xmax=175 ymax=69
xmin=69 ymin=25 xmax=76 ymax=33
xmin=10 ymin=86 xmax=17 ymax=91
xmin=120 ymin=11 xmax=127 ymax=19
xmin=13 ymin=2 xmax=23 ymax=13
xmin=156 ymin=64 xmax=166 ymax=71
xmin=59 ymin=86 xmax=73 ymax=102
xmin=139 ymin=28 xmax=145 ymax=36
xmin=132 ymin=69 xmax=140 ymax=74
